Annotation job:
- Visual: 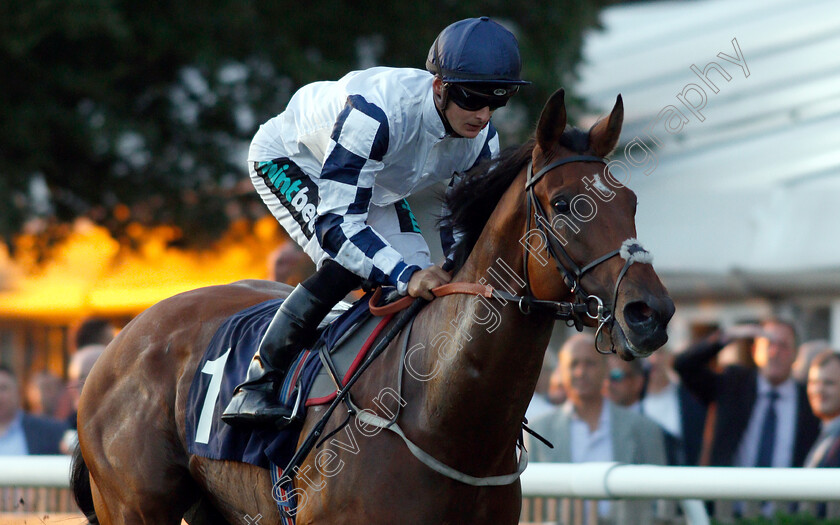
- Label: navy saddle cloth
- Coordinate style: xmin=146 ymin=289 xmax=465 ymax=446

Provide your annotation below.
xmin=185 ymin=293 xmax=377 ymax=469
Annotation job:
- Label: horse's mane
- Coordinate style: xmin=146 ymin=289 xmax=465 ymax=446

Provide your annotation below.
xmin=441 ymin=128 xmax=590 ymax=272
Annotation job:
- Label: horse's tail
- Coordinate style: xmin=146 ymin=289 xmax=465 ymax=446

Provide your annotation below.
xmin=71 ymin=443 xmax=99 ymax=524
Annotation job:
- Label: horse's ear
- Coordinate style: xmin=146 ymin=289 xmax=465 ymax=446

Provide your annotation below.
xmin=536 ymin=88 xmax=567 ymax=155
xmin=589 ymin=94 xmax=624 ymax=157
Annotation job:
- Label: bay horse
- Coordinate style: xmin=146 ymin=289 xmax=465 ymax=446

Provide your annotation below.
xmin=72 ymin=89 xmax=674 ymax=524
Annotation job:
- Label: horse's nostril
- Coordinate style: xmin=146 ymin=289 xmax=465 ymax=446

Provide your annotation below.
xmin=624 ymin=301 xmax=657 ymax=328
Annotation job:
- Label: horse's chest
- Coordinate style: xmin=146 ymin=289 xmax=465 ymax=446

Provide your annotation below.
xmin=298 ymin=448 xmax=521 ymax=525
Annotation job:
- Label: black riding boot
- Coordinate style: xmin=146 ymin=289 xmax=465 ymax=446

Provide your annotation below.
xmin=221 ymin=284 xmax=333 ymax=428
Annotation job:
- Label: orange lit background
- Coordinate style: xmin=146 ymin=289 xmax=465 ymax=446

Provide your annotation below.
xmin=0 ymin=216 xmax=286 ymax=322
xmin=0 ymin=216 xmax=290 ymax=383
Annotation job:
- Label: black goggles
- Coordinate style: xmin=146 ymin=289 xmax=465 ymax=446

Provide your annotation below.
xmin=445 ymin=83 xmax=518 ymax=111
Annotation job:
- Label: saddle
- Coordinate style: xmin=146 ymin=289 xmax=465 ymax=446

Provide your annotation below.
xmin=274 ymin=291 xmax=399 ymax=421
xmin=184 ymin=289 xmax=399 ymax=470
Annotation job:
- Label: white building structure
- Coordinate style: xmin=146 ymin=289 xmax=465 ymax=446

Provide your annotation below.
xmin=575 ymin=0 xmax=840 ymax=349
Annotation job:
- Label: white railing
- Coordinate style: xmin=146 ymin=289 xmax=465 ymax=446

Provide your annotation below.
xmin=0 ymin=456 xmax=76 ymax=514
xmin=3 ymin=457 xmax=840 ymax=523
xmin=520 ymin=462 xmax=840 ymax=501
xmin=0 ymin=456 xmax=71 ymax=487
xmin=520 ymin=462 xmax=840 ymax=525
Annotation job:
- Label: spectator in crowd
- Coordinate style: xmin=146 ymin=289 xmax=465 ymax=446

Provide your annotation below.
xmin=525 ymin=349 xmax=558 ymax=422
xmin=0 ymin=365 xmax=67 ymax=455
xmin=794 ymin=339 xmax=832 ymax=385
xmin=606 ymin=355 xmax=645 ymax=412
xmin=716 ymin=333 xmax=756 ymax=369
xmin=61 ymin=345 xmax=106 ymax=454
xmin=529 ymin=333 xmax=666 ymax=525
xmin=24 ymin=370 xmax=65 ymax=419
xmin=268 ymin=242 xmax=316 ymax=285
xmin=53 ymin=316 xmax=116 ymax=454
xmin=74 ymin=316 xmax=116 ymax=350
xmin=640 ymin=347 xmax=706 ymax=466
xmin=805 ymin=349 xmax=840 ymax=468
xmin=547 ymin=360 xmax=567 ymax=406
xmin=674 ymin=320 xmax=820 ymax=469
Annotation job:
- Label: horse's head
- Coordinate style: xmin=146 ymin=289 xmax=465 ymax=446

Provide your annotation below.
xmin=525 ymin=89 xmax=674 ymax=359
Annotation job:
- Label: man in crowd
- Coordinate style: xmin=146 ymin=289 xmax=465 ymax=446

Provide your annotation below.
xmin=59 ymin=317 xmax=115 ymax=453
xmin=606 ymin=354 xmax=645 ymax=412
xmin=794 ymin=339 xmax=832 ymax=385
xmin=60 ymin=346 xmax=106 ymax=454
xmin=640 ymin=347 xmax=706 ymax=466
xmin=805 ymin=349 xmax=840 ymax=468
xmin=268 ymin=242 xmax=316 ymax=286
xmin=525 ymin=349 xmax=558 ymax=422
xmin=547 ymin=359 xmax=567 ymax=406
xmin=674 ymin=320 xmax=820 ymax=468
xmin=0 ymin=365 xmax=66 ymax=455
xmin=529 ymin=334 xmax=666 ymax=525
xmin=25 ymin=370 xmax=65 ymax=419
xmin=73 ymin=317 xmax=116 ymax=350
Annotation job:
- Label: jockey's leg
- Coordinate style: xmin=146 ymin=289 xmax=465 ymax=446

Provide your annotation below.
xmin=222 ymin=259 xmax=360 ymax=427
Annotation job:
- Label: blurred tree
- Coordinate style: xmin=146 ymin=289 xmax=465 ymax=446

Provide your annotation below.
xmin=0 ymin=0 xmax=616 ymax=257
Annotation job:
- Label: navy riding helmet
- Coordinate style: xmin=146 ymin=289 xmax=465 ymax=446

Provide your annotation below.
xmin=426 ymin=16 xmax=530 ymax=87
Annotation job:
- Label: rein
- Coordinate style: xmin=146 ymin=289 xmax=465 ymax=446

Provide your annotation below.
xmin=368 ymin=282 xmax=590 ymax=320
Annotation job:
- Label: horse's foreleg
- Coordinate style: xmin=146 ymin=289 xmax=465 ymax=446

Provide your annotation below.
xmin=88 ymin=469 xmax=191 ymax=525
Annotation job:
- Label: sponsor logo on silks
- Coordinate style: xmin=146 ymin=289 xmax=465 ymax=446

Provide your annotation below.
xmin=259 ymin=160 xmax=319 ymax=238
xmin=396 ymin=199 xmax=422 ymax=234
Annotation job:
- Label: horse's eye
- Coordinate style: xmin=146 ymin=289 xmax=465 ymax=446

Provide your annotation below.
xmin=552 ymin=199 xmax=570 ymax=214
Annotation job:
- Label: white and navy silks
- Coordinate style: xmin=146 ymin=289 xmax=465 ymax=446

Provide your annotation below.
xmin=249 ymin=67 xmax=499 ymax=294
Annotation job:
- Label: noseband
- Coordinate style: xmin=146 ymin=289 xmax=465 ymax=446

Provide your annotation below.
xmin=521 ymin=155 xmax=642 ymax=354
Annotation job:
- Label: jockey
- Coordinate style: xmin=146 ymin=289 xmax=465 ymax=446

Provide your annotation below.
xmin=222 ymin=16 xmax=529 ymax=427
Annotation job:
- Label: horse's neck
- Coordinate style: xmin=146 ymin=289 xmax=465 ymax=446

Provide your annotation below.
xmin=426 ymin=259 xmax=553 ymax=415
xmin=405 ymin=203 xmax=556 ymax=467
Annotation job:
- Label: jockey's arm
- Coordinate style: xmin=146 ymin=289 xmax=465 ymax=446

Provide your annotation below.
xmin=313 ymin=96 xmax=423 ymax=295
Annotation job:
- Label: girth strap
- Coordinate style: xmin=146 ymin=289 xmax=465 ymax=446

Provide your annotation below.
xmin=348 ymin=313 xmax=529 ymax=486
xmin=355 ymin=409 xmax=529 ymax=486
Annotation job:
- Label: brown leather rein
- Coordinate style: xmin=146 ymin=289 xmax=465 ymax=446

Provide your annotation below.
xmin=367 ymin=279 xmax=593 ymax=321
xmin=368 ymin=282 xmax=493 ymax=316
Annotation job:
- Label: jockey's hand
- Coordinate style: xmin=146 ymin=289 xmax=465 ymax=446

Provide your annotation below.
xmin=407 ymin=265 xmax=451 ymax=301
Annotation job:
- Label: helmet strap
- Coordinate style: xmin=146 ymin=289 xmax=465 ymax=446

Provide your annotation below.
xmin=434 ymin=82 xmax=464 ymax=139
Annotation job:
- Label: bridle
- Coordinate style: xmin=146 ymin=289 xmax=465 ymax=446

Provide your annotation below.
xmin=520 ymin=154 xmax=640 ymax=354
xmin=366 ymin=153 xmax=649 ymax=355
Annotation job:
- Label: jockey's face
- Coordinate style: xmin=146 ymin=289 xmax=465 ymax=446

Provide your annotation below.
xmin=432 ymin=77 xmax=493 ymax=139
xmin=445 ymin=102 xmax=492 ymax=138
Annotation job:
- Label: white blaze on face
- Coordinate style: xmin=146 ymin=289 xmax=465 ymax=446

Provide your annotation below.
xmin=591 ymin=172 xmax=611 ymax=194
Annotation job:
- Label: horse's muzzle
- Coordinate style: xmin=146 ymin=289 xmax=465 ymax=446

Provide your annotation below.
xmin=615 ymin=294 xmax=675 ymax=359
